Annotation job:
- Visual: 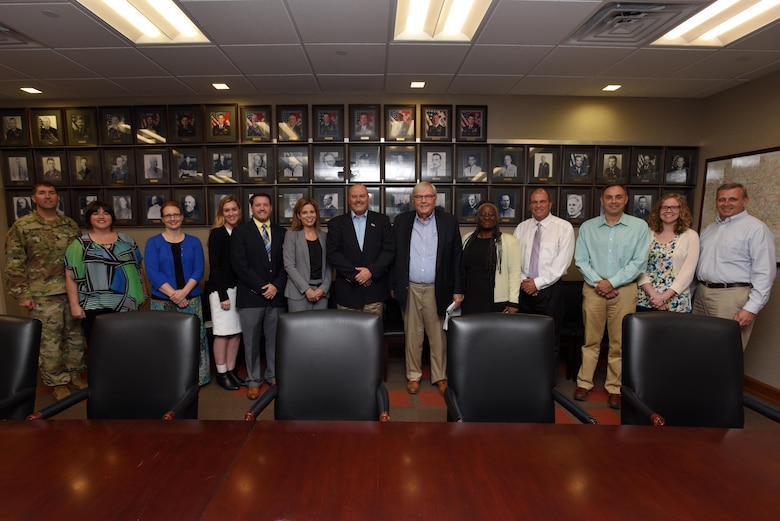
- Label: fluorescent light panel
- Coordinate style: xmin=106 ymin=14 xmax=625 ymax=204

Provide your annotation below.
xmin=394 ymin=0 xmax=492 ymax=42
xmin=654 ymin=0 xmax=780 ymax=47
xmin=410 ymin=81 xmax=426 ymax=88
xmin=20 ymin=87 xmax=42 ymax=94
xmin=602 ymin=85 xmax=622 ymax=92
xmin=77 ymin=0 xmax=209 ymax=44
xmin=212 ymin=83 xmax=230 ymax=90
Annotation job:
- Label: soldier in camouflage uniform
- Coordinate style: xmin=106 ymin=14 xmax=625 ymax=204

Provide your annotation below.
xmin=4 ymin=182 xmax=85 ymax=400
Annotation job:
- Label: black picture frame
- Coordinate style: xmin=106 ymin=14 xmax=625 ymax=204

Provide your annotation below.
xmin=598 ymin=148 xmax=630 ymax=184
xmin=314 ymin=187 xmax=344 ymax=223
xmin=385 ymin=187 xmax=413 ymax=224
xmin=386 ymin=105 xmax=416 ymax=141
xmin=528 ymin=146 xmax=560 ymax=183
xmin=349 ymin=104 xmax=380 ymax=141
xmin=560 ymin=187 xmax=591 ymax=225
xmin=34 ymin=149 xmax=68 ymax=186
xmin=135 ymin=106 xmax=168 ymax=144
xmin=206 ymin=147 xmax=238 ymax=184
xmin=70 ymin=188 xmax=103 ymax=227
xmin=421 ymin=105 xmax=451 ymax=141
xmin=420 ymin=145 xmax=452 ymax=182
xmin=241 ymin=146 xmax=274 ymax=184
xmin=491 ymin=146 xmax=524 ymax=182
xmin=277 ymin=105 xmax=307 ymax=142
xmin=562 ymin=146 xmax=595 ymax=184
xmin=492 ymin=187 xmax=522 ymax=224
xmin=136 ymin=148 xmax=170 ymax=185
xmin=1 ymin=109 xmax=30 ymax=147
xmin=6 ymin=190 xmax=35 ymax=226
xmin=102 ymin=149 xmax=135 ymax=186
xmin=30 ymin=109 xmax=63 ymax=147
xmin=174 ymin=187 xmax=206 ymax=225
xmin=313 ymin=145 xmax=346 ymax=182
xmin=207 ymin=187 xmax=241 ymax=225
xmin=170 ymin=105 xmax=202 ymax=143
xmin=277 ymin=146 xmax=309 ymax=183
xmin=433 ymin=185 xmax=451 ymax=213
xmin=241 ymin=106 xmax=272 ymax=142
xmin=456 ymin=187 xmax=488 ymax=223
xmin=365 ymin=185 xmax=381 ymax=213
xmin=384 ymin=145 xmax=416 ymax=183
xmin=455 ymin=105 xmax=487 ymax=142
xmin=278 ymin=187 xmax=309 ymax=224
xmin=171 ymin=147 xmax=204 ymax=184
xmin=65 ymin=108 xmax=97 ymax=146
xmin=628 ymin=188 xmax=657 ymax=222
xmin=348 ymin=145 xmax=380 ymax=183
xmin=313 ymin=105 xmax=344 ymax=141
xmin=99 ymin=107 xmax=133 ymax=145
xmin=71 ymin=150 xmax=102 ymax=185
xmin=205 ymin=104 xmax=238 ymax=143
xmin=457 ymin=146 xmax=489 ymax=182
xmin=106 ymin=188 xmax=137 ymax=226
xmin=665 ymin=149 xmax=696 ymax=185
xmin=631 ymin=147 xmax=662 ymax=184
xmin=139 ymin=187 xmax=170 ymax=225
xmin=2 ymin=150 xmax=34 ymax=187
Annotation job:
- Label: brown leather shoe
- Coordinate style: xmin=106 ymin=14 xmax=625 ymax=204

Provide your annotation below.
xmin=406 ymin=380 xmax=420 ymax=394
xmin=52 ymin=385 xmax=71 ymax=401
xmin=70 ymin=373 xmax=88 ymax=390
xmin=608 ymin=393 xmax=622 ymax=409
xmin=247 ymin=386 xmax=261 ymax=400
xmin=573 ymin=387 xmax=590 ymax=401
xmin=436 ymin=379 xmax=448 ymax=396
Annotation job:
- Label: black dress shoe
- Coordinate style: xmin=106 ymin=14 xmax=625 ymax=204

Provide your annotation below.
xmin=227 ymin=369 xmax=246 ymax=387
xmin=216 ymin=372 xmax=239 ymax=391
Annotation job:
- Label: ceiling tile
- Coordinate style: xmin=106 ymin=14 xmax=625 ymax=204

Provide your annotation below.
xmin=139 ymin=47 xmax=241 ymax=76
xmin=478 ymin=1 xmax=602 ymax=45
xmin=58 ymin=48 xmax=168 ymax=78
xmin=461 ymin=45 xmax=553 ymax=75
xmin=104 ymin=77 xmax=197 ymax=98
xmin=0 ymin=49 xmax=99 ymax=79
xmin=306 ymin=44 xmax=386 ymax=74
xmin=287 ymin=0 xmax=391 ymax=44
xmin=387 ymin=44 xmax=470 ymax=74
xmin=531 ymin=46 xmax=635 ymax=76
xmin=177 ymin=76 xmax=258 ymax=96
xmin=448 ymin=75 xmax=522 ymax=95
xmin=40 ymin=78 xmax=135 ymax=99
xmin=317 ymin=75 xmax=385 ymax=93
xmin=222 ymin=45 xmax=312 ymax=75
xmin=247 ymin=75 xmax=321 ymax=95
xmin=672 ymin=50 xmax=780 ymax=80
xmin=181 ymin=0 xmax=299 ymax=45
xmin=385 ymin=75 xmax=454 ymax=93
xmin=603 ymin=48 xmax=716 ymax=79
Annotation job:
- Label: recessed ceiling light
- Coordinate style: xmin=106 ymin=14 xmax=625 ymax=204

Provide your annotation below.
xmin=212 ymin=83 xmax=230 ymax=90
xmin=602 ymin=85 xmax=622 ymax=92
xmin=410 ymin=81 xmax=426 ymax=88
xmin=20 ymin=87 xmax=42 ymax=94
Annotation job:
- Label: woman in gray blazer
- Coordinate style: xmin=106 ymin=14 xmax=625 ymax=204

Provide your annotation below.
xmin=283 ymin=197 xmax=331 ymax=311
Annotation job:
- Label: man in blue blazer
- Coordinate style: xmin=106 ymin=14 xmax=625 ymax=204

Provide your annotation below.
xmin=231 ymin=193 xmax=287 ymax=399
xmin=327 ymin=183 xmax=395 ymax=316
xmin=392 ymin=182 xmax=463 ymax=396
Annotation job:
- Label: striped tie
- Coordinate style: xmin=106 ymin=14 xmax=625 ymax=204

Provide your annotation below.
xmin=262 ymin=224 xmax=271 ymax=260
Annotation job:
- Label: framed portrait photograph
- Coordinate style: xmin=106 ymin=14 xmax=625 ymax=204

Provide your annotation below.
xmin=102 ymin=149 xmax=135 ymax=186
xmin=134 ymin=106 xmax=167 ymax=144
xmin=206 ymin=105 xmax=237 ymax=143
xmin=386 ymin=105 xmax=415 ymax=141
xmin=99 ymin=107 xmax=133 ymax=145
xmin=631 ymin=148 xmax=662 ymax=184
xmin=277 ymin=146 xmax=309 ymax=183
xmin=385 ymin=187 xmax=413 ymax=224
xmin=433 ymin=185 xmax=451 ymax=213
xmin=174 ymin=188 xmax=206 ymax=225
xmin=421 ymin=105 xmax=451 ymax=141
xmin=206 ymin=187 xmax=240 ymax=225
xmin=34 ymin=150 xmax=68 ymax=186
xmin=313 ymin=145 xmax=346 ymax=182
xmin=139 ymin=188 xmax=170 ymax=225
xmin=456 ymin=187 xmax=488 ymax=224
xmin=491 ymin=146 xmax=523 ymax=182
xmin=365 ymin=185 xmax=381 ymax=213
xmin=6 ymin=190 xmax=35 ymax=226
xmin=349 ymin=104 xmax=379 ymax=141
xmin=562 ymin=146 xmax=595 ymax=184
xmin=665 ymin=149 xmax=696 ymax=185
xmin=65 ymin=108 xmax=97 ymax=146
xmin=105 ymin=188 xmax=137 ymax=226
xmin=71 ymin=150 xmax=102 ymax=185
xmin=528 ymin=146 xmax=559 ymax=183
xmin=598 ymin=148 xmax=630 ymax=184
xmin=2 ymin=150 xmax=33 ymax=187
xmin=455 ymin=105 xmax=487 ymax=142
xmin=277 ymin=105 xmax=307 ymax=142
xmin=457 ymin=146 xmax=488 ymax=182
xmin=560 ymin=188 xmax=591 ymax=225
xmin=492 ymin=187 xmax=522 ymax=223
xmin=241 ymin=106 xmax=272 ymax=142
xmin=242 ymin=146 xmax=274 ymax=184
xmin=207 ymin=147 xmax=238 ymax=183
xmin=628 ymin=188 xmax=657 ymax=222
xmin=313 ymin=105 xmax=343 ymax=141
xmin=136 ymin=148 xmax=169 ymax=185
xmin=278 ymin=187 xmax=309 ymax=224
xmin=30 ymin=109 xmax=63 ymax=147
xmin=171 ymin=147 xmax=204 ymax=184
xmin=420 ymin=145 xmax=452 ymax=182
xmin=384 ymin=145 xmax=416 ymax=183
xmin=70 ymin=189 xmax=102 ymax=227
xmin=348 ymin=145 xmax=380 ymax=183
xmin=170 ymin=105 xmax=202 ymax=143
xmin=1 ymin=109 xmax=30 ymax=147
xmin=314 ymin=187 xmax=344 ymax=222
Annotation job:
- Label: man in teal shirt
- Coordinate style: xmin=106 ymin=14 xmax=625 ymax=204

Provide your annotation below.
xmin=573 ymin=184 xmax=650 ymax=409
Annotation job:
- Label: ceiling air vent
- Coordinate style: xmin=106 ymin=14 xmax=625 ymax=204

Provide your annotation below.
xmin=568 ymin=3 xmax=704 ymax=45
xmin=0 ymin=22 xmax=42 ymax=48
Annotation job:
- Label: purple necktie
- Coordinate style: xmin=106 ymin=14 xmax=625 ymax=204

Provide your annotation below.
xmin=528 ymin=223 xmax=541 ymax=278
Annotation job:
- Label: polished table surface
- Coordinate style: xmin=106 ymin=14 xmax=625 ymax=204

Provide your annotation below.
xmin=2 ymin=420 xmax=779 ymax=520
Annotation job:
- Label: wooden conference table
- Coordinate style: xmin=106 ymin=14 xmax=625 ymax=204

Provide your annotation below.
xmin=1 ymin=420 xmax=778 ymax=520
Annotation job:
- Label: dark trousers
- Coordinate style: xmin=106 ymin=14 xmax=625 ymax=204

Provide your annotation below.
xmin=518 ymin=280 xmax=564 ymax=360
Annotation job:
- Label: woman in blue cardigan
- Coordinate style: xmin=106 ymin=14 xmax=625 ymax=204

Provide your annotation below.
xmin=145 ymin=200 xmax=210 ymax=386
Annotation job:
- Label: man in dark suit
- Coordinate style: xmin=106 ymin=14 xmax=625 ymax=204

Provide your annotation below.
xmin=392 ymin=182 xmax=463 ymax=396
xmin=231 ymin=193 xmax=287 ymax=400
xmin=327 ymin=183 xmax=395 ymax=317
xmin=462 ymin=114 xmax=480 ymax=136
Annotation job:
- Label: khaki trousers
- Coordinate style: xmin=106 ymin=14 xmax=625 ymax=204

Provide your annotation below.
xmin=337 ymin=301 xmax=384 ymax=318
xmin=403 ymin=283 xmax=447 ymax=384
xmin=693 ymin=285 xmax=752 ymax=350
xmin=577 ymin=283 xmax=637 ymax=395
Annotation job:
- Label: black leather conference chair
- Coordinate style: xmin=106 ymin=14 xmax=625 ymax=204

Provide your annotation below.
xmin=245 ymin=310 xmax=390 ymax=422
xmin=28 ymin=311 xmax=199 ymax=420
xmin=0 ymin=316 xmax=42 ymax=420
xmin=621 ymin=312 xmax=780 ymax=428
xmin=444 ymin=313 xmax=597 ymax=424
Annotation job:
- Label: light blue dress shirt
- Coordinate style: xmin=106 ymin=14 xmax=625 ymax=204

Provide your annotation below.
xmin=409 ymin=212 xmax=437 ymax=284
xmin=351 ymin=211 xmax=367 ymax=251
